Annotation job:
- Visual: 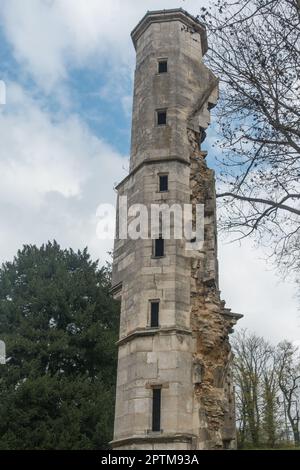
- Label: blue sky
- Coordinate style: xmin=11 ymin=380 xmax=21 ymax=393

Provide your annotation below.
xmin=0 ymin=0 xmax=299 ymax=343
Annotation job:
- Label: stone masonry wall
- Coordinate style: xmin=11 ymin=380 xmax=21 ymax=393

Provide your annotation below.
xmin=112 ymin=10 xmax=242 ymax=450
xmin=188 ymin=129 xmax=239 ymax=449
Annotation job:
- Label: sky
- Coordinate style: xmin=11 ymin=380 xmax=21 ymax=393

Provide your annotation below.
xmin=0 ymin=0 xmax=299 ymax=345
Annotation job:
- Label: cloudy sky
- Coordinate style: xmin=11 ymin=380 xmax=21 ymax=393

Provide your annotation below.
xmin=0 ymin=0 xmax=298 ymax=344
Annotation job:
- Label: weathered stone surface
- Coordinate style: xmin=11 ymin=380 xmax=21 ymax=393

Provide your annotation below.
xmin=111 ymin=8 xmax=242 ymax=451
xmin=188 ymin=129 xmax=240 ymax=449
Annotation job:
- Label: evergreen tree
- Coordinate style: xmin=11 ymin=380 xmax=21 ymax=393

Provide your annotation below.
xmin=0 ymin=241 xmax=119 ymax=449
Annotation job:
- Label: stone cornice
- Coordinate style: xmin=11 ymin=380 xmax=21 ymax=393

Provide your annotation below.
xmin=131 ymin=8 xmax=208 ymax=55
xmin=222 ymin=308 xmax=243 ymax=321
xmin=117 ymin=326 xmax=192 ymax=346
xmin=110 ymin=432 xmax=197 ymax=449
xmin=109 ymin=281 xmax=122 ymax=297
xmin=115 ymin=156 xmax=190 ymax=191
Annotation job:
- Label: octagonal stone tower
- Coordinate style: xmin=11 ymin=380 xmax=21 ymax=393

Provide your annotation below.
xmin=111 ymin=9 xmax=242 ymax=450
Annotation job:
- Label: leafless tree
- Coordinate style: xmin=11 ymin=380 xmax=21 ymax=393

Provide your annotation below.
xmin=200 ymin=0 xmax=300 ymax=276
xmin=276 ymin=341 xmax=300 ymax=446
xmin=262 ymin=351 xmax=280 ymax=447
xmin=232 ymin=330 xmax=276 ymax=447
xmin=232 ymin=331 xmax=300 ymax=447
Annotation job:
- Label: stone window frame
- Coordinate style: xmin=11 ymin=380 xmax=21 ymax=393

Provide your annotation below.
xmin=156 ymin=108 xmax=167 ymax=126
xmin=157 ymin=58 xmax=168 ymax=74
xmin=149 ymin=299 xmax=160 ymax=328
xmin=151 ymin=386 xmax=163 ymax=433
xmin=158 ymin=173 xmax=169 ymax=193
xmin=152 ymin=235 xmax=165 ymax=259
xmin=145 ymin=383 xmax=168 ymax=434
xmin=152 ymin=387 xmax=161 ymax=432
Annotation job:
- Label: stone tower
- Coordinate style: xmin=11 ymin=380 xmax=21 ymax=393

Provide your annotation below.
xmin=111 ymin=9 xmax=242 ymax=450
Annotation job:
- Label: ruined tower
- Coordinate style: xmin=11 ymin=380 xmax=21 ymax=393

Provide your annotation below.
xmin=111 ymin=9 xmax=242 ymax=450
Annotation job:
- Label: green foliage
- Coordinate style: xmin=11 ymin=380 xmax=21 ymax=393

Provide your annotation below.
xmin=0 ymin=241 xmax=120 ymax=449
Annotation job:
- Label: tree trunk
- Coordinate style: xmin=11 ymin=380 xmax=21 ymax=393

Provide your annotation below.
xmin=292 ymin=426 xmax=300 ymax=447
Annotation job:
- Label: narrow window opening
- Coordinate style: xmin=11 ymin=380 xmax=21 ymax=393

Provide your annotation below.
xmin=152 ymin=388 xmax=161 ymax=432
xmin=157 ymin=110 xmax=167 ymax=126
xmin=150 ymin=301 xmax=159 ymax=328
xmin=159 ymin=175 xmax=169 ymax=192
xmin=158 ymin=60 xmax=168 ymax=74
xmin=154 ymin=235 xmax=165 ymax=257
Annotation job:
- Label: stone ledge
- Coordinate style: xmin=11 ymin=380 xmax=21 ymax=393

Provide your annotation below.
xmin=115 ymin=156 xmax=190 ymax=191
xmin=131 ymin=8 xmax=207 ymax=55
xmin=117 ymin=326 xmax=192 ymax=346
xmin=110 ymin=432 xmax=197 ymax=449
xmin=109 ymin=282 xmax=122 ymax=298
xmin=221 ymin=309 xmax=243 ymax=321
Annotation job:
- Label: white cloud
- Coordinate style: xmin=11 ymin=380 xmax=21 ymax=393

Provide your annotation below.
xmin=121 ymin=95 xmax=133 ymax=118
xmin=0 ymin=82 xmax=299 ymax=343
xmin=0 ymin=0 xmax=208 ymax=90
xmin=0 ymin=82 xmax=127 ymax=264
xmin=0 ymin=0 xmax=298 ymax=346
xmin=219 ymin=239 xmax=300 ymax=344
xmin=0 ymin=85 xmax=83 ymax=206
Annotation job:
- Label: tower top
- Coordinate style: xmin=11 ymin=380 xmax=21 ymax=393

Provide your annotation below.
xmin=131 ymin=8 xmax=208 ymax=55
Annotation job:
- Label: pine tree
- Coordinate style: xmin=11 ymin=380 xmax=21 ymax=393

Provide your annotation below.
xmin=0 ymin=241 xmax=120 ymax=449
